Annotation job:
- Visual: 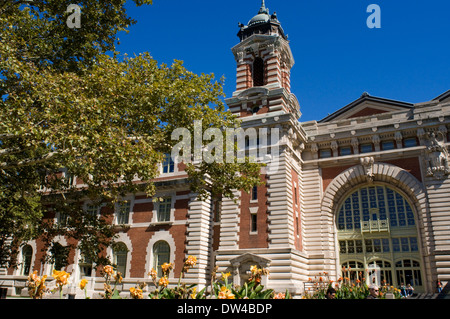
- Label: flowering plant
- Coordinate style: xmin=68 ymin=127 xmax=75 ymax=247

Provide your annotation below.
xmin=79 ymin=278 xmax=89 ymax=299
xmin=100 ymin=265 xmax=123 ymax=299
xmin=26 ymin=271 xmax=48 ymax=299
xmin=52 ymin=270 xmax=71 ymax=299
xmin=148 ymin=256 xmax=205 ymax=299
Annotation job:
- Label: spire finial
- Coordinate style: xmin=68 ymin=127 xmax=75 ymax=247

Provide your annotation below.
xmin=258 ymin=0 xmax=269 ymax=14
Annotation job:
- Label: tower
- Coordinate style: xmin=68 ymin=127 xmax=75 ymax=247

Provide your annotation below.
xmin=217 ymin=1 xmax=308 ymax=295
xmin=225 ymin=0 xmax=301 ymax=119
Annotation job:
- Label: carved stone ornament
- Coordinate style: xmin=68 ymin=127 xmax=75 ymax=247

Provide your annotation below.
xmin=360 ymin=156 xmax=375 ymax=182
xmin=424 ymin=132 xmax=450 ymax=180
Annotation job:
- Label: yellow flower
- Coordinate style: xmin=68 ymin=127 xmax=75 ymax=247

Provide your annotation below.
xmin=53 ymin=270 xmax=70 ymax=287
xmin=161 ymin=262 xmax=173 ymax=275
xmin=158 ymin=276 xmax=169 ymax=288
xmin=221 ymin=272 xmax=231 ymax=281
xmin=103 ymin=265 xmax=114 ymax=276
xmin=185 ymin=255 xmax=197 ymax=267
xmin=218 ymin=286 xmax=235 ymax=299
xmin=114 ymin=272 xmax=123 ymax=283
xmin=190 ymin=287 xmax=197 ymax=299
xmin=130 ymin=287 xmax=143 ymax=299
xmin=79 ymin=279 xmax=88 ymax=290
xmin=148 ymin=268 xmax=157 ymax=281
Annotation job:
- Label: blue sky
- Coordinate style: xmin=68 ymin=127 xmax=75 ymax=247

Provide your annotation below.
xmin=117 ymin=0 xmax=450 ymax=122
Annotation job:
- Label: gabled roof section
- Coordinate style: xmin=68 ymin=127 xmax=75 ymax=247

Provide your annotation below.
xmin=318 ymin=92 xmax=414 ymax=123
xmin=432 ymin=89 xmax=450 ymax=103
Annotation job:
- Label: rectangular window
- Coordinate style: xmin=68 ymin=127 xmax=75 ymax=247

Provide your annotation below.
xmin=162 ymin=153 xmax=175 ymax=173
xmin=251 ymin=185 xmax=258 ymax=201
xmin=404 ymin=138 xmax=417 ymax=148
xmin=339 ymin=240 xmax=347 ymax=253
xmin=347 ymin=240 xmax=355 ymax=253
xmin=251 ymin=213 xmax=257 ymax=233
xmin=319 ymin=149 xmax=332 ymax=158
xmin=360 ymin=143 xmax=373 ymax=153
xmin=365 ymin=239 xmax=373 ymax=253
xmin=117 ymin=202 xmax=131 ymax=224
xmin=157 ymin=197 xmax=172 ymax=222
xmin=381 ymin=141 xmax=395 ymax=150
xmin=86 ymin=204 xmax=99 ymax=217
xmin=340 ymin=146 xmax=352 ymax=156
xmin=58 ymin=212 xmax=69 ymax=226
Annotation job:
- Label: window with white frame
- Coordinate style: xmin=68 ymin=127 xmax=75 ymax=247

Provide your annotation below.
xmin=116 ymin=201 xmax=131 ymax=225
xmin=153 ymin=241 xmax=170 ymax=277
xmin=113 ymin=242 xmax=128 ymax=276
xmin=20 ymin=245 xmax=33 ymax=276
xmin=162 ymin=153 xmax=175 ymax=174
xmin=157 ymin=197 xmax=172 ymax=222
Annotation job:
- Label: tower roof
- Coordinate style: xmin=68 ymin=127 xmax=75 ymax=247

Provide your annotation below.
xmin=248 ymin=0 xmax=270 ymax=26
xmin=238 ymin=1 xmax=287 ymax=41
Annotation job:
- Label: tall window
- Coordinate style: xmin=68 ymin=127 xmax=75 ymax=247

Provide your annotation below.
xmin=162 ymin=153 xmax=175 ymax=173
xmin=252 ymin=57 xmax=264 ymax=87
xmin=251 ymin=185 xmax=258 ymax=201
xmin=79 ymin=253 xmax=93 ymax=277
xmin=337 ymin=184 xmax=423 ymax=291
xmin=153 ymin=241 xmax=170 ymax=277
xmin=116 ymin=201 xmax=131 ymax=224
xmin=113 ymin=243 xmax=128 ymax=276
xmin=157 ymin=197 xmax=172 ymax=222
xmin=20 ymin=245 xmax=33 ymax=276
xmin=251 ymin=213 xmax=258 ymax=233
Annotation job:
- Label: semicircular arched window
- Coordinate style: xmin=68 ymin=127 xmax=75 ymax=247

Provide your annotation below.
xmin=337 ymin=184 xmax=423 ymax=292
xmin=337 ymin=185 xmax=415 ymax=231
xmin=153 ymin=241 xmax=170 ymax=277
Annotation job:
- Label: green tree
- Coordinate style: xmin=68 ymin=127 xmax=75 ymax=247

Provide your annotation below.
xmin=0 ymin=1 xmax=263 ymax=269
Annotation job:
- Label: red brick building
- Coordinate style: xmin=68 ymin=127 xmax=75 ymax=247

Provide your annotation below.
xmin=2 ymin=1 xmax=450 ymax=298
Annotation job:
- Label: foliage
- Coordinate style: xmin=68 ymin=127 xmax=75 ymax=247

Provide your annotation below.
xmin=26 ymin=270 xmax=49 ymax=299
xmin=302 ymin=269 xmax=402 ymax=299
xmin=52 ymin=269 xmax=70 ymax=299
xmin=100 ymin=265 xmax=123 ymax=299
xmin=0 ymin=0 xmax=263 ymax=269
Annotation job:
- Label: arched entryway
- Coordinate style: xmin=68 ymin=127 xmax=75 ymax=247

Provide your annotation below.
xmin=336 ymin=184 xmax=424 ymax=292
xmin=320 ymin=161 xmax=431 ymax=293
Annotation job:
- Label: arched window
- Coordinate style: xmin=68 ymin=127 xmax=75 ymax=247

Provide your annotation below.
xmin=20 ymin=245 xmax=33 ymax=276
xmin=113 ymin=242 xmax=128 ymax=276
xmin=337 ymin=185 xmax=415 ymax=231
xmin=337 ymin=184 xmax=423 ymax=292
xmin=252 ymin=57 xmax=264 ymax=87
xmin=153 ymin=241 xmax=170 ymax=277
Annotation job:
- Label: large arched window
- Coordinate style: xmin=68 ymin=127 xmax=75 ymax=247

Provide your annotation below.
xmin=153 ymin=241 xmax=170 ymax=277
xmin=252 ymin=57 xmax=265 ymax=87
xmin=337 ymin=184 xmax=423 ymax=292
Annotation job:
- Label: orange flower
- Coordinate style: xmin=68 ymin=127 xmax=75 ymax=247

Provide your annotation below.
xmin=158 ymin=276 xmax=169 ymax=288
xmin=103 ymin=265 xmax=114 ymax=276
xmin=79 ymin=279 xmax=88 ymax=290
xmin=273 ymin=292 xmax=286 ymax=299
xmin=148 ymin=268 xmax=157 ymax=281
xmin=218 ymin=286 xmax=235 ymax=299
xmin=161 ymin=263 xmax=173 ymax=276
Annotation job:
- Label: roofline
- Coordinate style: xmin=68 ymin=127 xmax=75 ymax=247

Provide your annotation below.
xmin=318 ymin=93 xmax=414 ymax=123
xmin=432 ymin=89 xmax=450 ymax=102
